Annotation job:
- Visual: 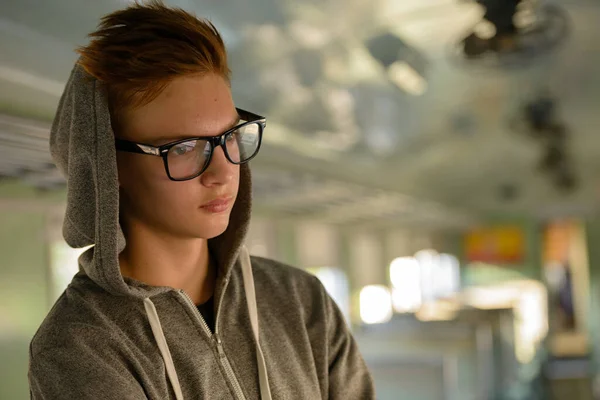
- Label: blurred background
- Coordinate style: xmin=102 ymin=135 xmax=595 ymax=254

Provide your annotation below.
xmin=0 ymin=0 xmax=599 ymax=398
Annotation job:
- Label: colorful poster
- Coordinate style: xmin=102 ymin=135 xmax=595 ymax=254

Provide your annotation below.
xmin=465 ymin=225 xmax=525 ymax=264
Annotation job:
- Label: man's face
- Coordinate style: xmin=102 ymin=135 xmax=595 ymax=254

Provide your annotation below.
xmin=116 ymin=73 xmax=240 ymax=240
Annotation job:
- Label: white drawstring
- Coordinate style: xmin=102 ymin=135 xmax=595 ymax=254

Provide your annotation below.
xmin=144 ymin=298 xmax=184 ymax=400
xmin=143 ymin=246 xmax=271 ymax=400
xmin=239 ymin=246 xmax=272 ymax=400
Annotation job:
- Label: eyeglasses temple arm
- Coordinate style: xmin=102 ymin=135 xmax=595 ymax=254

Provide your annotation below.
xmin=236 ymin=107 xmax=265 ymax=123
xmin=115 ymin=139 xmax=161 ymax=156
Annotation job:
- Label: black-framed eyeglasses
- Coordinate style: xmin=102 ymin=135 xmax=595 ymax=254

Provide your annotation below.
xmin=115 ymin=108 xmax=266 ymax=181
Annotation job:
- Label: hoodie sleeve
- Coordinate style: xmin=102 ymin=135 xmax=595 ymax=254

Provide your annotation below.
xmin=320 ymin=281 xmax=376 ymax=399
xmin=29 ymin=328 xmax=148 ymax=400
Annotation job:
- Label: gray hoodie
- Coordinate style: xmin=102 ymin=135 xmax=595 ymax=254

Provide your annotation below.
xmin=28 ymin=64 xmax=375 ymax=399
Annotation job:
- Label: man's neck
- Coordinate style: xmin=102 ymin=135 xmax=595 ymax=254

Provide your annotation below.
xmin=119 ymin=221 xmax=215 ymax=305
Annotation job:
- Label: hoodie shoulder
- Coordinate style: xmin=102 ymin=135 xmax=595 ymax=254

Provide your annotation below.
xmin=29 ymin=274 xmax=142 ymax=358
xmin=28 ymin=276 xmax=153 ymax=400
xmin=30 ymin=279 xmax=98 ymax=357
xmin=248 ymin=255 xmax=327 ymax=306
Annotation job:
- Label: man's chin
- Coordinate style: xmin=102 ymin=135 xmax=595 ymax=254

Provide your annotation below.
xmin=192 ymin=221 xmax=230 ymax=240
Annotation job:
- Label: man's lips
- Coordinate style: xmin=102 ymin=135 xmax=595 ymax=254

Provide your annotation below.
xmin=200 ymin=197 xmax=232 ymax=213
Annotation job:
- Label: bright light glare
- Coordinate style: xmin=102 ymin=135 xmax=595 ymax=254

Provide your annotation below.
xmin=390 ymin=257 xmax=422 ymax=312
xmin=463 ymin=286 xmax=520 ymax=309
xmin=392 ymin=287 xmax=422 ymax=313
xmin=415 ymin=250 xmax=439 ymax=302
xmin=360 ymin=285 xmax=393 ymax=324
xmin=435 ymin=254 xmax=461 ymax=297
xmin=415 ymin=300 xmax=459 ymax=322
xmin=388 ymin=61 xmax=427 ymax=96
xmin=474 ymin=20 xmax=497 ymax=39
xmin=514 ymin=282 xmax=548 ymax=364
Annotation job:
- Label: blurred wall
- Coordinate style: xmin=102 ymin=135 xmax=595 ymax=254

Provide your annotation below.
xmin=585 ymin=219 xmax=600 ymax=388
xmin=0 ymin=209 xmax=51 ymax=399
xmin=0 ymin=182 xmax=64 ymax=399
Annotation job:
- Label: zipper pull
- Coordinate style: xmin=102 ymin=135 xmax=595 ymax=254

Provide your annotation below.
xmin=215 ymin=333 xmax=225 ymax=358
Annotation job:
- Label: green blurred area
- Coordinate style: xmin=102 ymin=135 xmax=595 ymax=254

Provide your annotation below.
xmin=0 ymin=210 xmax=50 ymax=400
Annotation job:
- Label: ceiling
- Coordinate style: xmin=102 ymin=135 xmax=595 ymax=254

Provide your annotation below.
xmin=0 ymin=0 xmax=599 ymax=228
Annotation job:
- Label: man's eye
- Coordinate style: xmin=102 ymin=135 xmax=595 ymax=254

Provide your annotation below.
xmin=172 ymin=143 xmax=195 ymax=156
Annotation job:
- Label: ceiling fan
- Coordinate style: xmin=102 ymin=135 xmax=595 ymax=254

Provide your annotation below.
xmin=449 ymin=0 xmax=570 ymax=67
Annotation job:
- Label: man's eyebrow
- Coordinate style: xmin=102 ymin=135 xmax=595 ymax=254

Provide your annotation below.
xmin=152 ymin=115 xmax=242 ymax=145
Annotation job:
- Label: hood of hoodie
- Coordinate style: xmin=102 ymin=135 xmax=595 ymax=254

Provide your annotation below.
xmin=50 ymin=63 xmax=252 ymax=299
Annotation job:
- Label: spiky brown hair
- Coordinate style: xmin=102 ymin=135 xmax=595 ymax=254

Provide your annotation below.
xmin=77 ymin=0 xmax=230 ymax=129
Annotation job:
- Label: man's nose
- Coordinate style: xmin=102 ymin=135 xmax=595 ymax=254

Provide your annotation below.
xmin=199 ymin=145 xmax=235 ymax=186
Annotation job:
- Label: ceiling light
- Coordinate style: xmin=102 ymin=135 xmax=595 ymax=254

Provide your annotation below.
xmin=474 ymin=20 xmax=497 ymax=40
xmin=388 ymin=61 xmax=427 ymax=96
xmin=513 ymin=9 xmax=537 ymax=29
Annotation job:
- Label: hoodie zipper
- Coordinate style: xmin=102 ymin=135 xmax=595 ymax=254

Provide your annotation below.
xmin=178 ymin=288 xmax=247 ymax=400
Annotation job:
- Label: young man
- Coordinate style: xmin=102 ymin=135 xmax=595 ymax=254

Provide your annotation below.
xmin=28 ymin=2 xmax=374 ymax=399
